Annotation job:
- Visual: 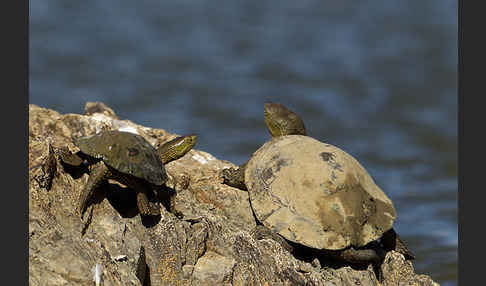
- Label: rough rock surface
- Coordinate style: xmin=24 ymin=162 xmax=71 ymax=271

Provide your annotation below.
xmin=29 ymin=103 xmax=440 ymax=286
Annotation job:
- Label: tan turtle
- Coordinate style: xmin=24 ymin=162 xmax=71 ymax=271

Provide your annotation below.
xmin=222 ymin=102 xmax=414 ymax=265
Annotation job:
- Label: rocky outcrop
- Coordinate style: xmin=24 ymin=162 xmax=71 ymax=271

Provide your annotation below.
xmin=29 ymin=103 xmax=439 ymax=286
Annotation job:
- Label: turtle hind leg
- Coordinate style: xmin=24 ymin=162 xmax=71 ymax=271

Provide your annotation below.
xmin=330 ymin=246 xmax=385 ymax=264
xmin=221 ymin=162 xmax=248 ymax=190
xmin=381 ymin=228 xmax=416 ymax=260
xmin=78 ymin=161 xmax=109 ymax=217
xmin=327 ymin=246 xmax=387 ymax=282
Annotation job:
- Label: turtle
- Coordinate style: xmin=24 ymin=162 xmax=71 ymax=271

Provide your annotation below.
xmin=59 ymin=130 xmax=197 ymax=218
xmin=222 ymin=102 xmax=414 ymax=266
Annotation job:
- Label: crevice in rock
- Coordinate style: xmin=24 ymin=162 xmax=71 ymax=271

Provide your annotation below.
xmin=136 ymin=246 xmax=152 ymax=286
xmin=81 ymin=207 xmax=94 ymax=236
xmin=186 ymin=221 xmax=209 ymax=267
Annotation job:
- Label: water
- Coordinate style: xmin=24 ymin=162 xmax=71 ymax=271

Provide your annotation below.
xmin=29 ymin=1 xmax=457 ymax=285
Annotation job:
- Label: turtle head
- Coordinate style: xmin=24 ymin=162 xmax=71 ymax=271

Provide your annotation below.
xmin=157 ymin=134 xmax=197 ymax=164
xmin=264 ymin=102 xmax=306 ymax=137
xmin=181 ymin=134 xmax=198 ymax=152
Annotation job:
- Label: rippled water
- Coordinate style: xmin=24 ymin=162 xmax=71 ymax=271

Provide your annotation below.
xmin=29 ymin=1 xmax=457 ymax=285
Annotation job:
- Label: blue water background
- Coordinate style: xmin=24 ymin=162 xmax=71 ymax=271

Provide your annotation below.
xmin=29 ymin=1 xmax=457 ymax=285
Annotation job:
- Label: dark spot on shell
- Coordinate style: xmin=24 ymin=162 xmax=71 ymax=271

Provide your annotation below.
xmin=127 ymin=147 xmax=139 ymax=157
xmin=274 ymin=158 xmax=290 ymax=172
xmin=302 ymin=179 xmax=312 ymax=188
xmin=271 ymin=154 xmax=280 ymax=161
xmin=262 ymin=168 xmax=274 ymax=184
xmin=333 ymin=163 xmax=343 ymax=172
xmin=319 ymin=152 xmax=344 ymax=173
xmin=331 ymin=171 xmax=337 ymax=181
xmin=320 ymin=181 xmax=337 ymax=196
xmin=320 ymin=184 xmax=330 ymax=196
xmin=320 ymin=152 xmax=334 ymax=162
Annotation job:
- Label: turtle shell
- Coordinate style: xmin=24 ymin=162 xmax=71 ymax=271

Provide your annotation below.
xmin=75 ymin=131 xmax=167 ymax=186
xmin=245 ymin=135 xmax=396 ymax=250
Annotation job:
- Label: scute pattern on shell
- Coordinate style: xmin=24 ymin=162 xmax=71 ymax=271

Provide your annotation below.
xmin=245 ymin=135 xmax=396 ymax=250
xmin=75 ymin=131 xmax=167 ymax=185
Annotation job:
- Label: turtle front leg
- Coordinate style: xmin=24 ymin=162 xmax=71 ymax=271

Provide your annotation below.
xmin=121 ymin=176 xmax=160 ymax=217
xmin=79 ymin=161 xmax=109 ymax=216
xmin=111 ymin=170 xmax=161 ymax=217
xmin=221 ymin=162 xmax=248 ymax=190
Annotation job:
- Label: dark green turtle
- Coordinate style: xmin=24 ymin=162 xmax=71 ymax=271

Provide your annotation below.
xmin=222 ymin=102 xmax=414 ymax=267
xmin=60 ymin=130 xmax=197 ymax=217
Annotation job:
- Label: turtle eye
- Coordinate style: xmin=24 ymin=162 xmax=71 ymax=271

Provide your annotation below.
xmin=127 ymin=147 xmax=139 ymax=157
